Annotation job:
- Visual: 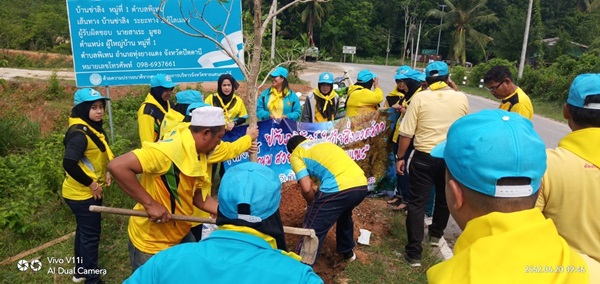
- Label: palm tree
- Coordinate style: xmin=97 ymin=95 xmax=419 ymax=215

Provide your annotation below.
xmin=428 ymin=0 xmax=498 ymax=66
xmin=300 ymin=0 xmax=331 ymax=45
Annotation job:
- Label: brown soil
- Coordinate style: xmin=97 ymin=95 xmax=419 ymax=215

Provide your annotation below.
xmin=280 ymin=182 xmax=390 ymax=283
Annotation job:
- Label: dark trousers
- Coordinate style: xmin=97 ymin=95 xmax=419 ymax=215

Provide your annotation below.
xmin=296 ymin=186 xmax=368 ymax=265
xmin=404 ymin=150 xmax=450 ymax=260
xmin=394 ymin=140 xmax=414 ymax=201
xmin=64 ymin=197 xmax=102 ymax=283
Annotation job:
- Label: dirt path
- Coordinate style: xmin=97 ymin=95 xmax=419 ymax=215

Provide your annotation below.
xmin=0 ymin=68 xmax=74 ymax=81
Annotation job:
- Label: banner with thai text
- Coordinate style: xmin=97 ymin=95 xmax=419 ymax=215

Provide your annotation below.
xmin=222 ymin=110 xmax=400 ymax=192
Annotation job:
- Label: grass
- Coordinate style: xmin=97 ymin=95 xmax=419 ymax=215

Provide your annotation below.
xmin=338 ymin=210 xmax=440 ymax=284
xmin=458 ymin=86 xmax=567 ymax=122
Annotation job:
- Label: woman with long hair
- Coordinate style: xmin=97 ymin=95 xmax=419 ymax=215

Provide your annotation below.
xmin=62 ymin=88 xmax=113 ymax=284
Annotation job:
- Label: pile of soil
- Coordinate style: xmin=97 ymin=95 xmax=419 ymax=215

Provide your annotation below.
xmin=280 ymin=181 xmax=390 ymax=283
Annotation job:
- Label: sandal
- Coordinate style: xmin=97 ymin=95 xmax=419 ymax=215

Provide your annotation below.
xmin=391 ymin=203 xmax=407 ymax=212
xmin=387 ymin=196 xmax=401 ymax=204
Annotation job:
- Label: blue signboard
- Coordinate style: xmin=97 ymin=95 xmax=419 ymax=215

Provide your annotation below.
xmin=66 ymin=0 xmax=244 ymax=87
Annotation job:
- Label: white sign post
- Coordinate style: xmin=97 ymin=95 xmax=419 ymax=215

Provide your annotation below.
xmin=342 ymin=46 xmax=356 ymax=63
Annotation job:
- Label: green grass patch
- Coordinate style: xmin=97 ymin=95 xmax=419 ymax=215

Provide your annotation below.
xmin=338 ymin=211 xmax=440 ymax=284
xmin=458 ymin=86 xmax=566 ymax=122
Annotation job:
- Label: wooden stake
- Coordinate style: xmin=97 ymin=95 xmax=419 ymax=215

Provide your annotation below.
xmin=0 ymin=232 xmax=75 ymax=266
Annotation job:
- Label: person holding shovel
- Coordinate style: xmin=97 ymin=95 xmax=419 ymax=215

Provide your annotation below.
xmin=109 ymin=106 xmax=227 ymax=272
xmin=287 ymin=135 xmax=369 ymax=265
xmin=125 ymin=163 xmax=323 ymax=284
xmin=62 ymin=88 xmax=113 ymax=284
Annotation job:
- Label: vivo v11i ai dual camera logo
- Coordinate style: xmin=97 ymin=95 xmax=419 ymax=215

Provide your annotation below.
xmin=17 ymin=259 xmax=43 ymax=272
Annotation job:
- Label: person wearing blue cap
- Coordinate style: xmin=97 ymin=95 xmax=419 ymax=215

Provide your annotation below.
xmin=257 ymin=66 xmax=302 ymax=121
xmin=386 ymin=66 xmax=426 ymax=211
xmin=345 ymin=69 xmax=383 ymax=117
xmin=62 ymin=88 xmax=113 ymax=284
xmin=124 ymin=162 xmax=324 ymax=284
xmin=396 ymin=61 xmax=469 ymax=267
xmin=138 ymin=73 xmax=178 ymax=145
xmin=205 ymin=74 xmax=248 ymax=131
xmin=160 ymin=90 xmax=204 ymax=140
xmin=536 ymin=73 xmax=600 ymax=264
xmin=426 ymin=109 xmax=599 ymax=283
xmin=484 ymin=66 xmax=534 ymax=120
xmin=109 ymin=107 xmax=231 ymax=272
xmin=287 ymin=135 xmax=369 ymax=265
xmin=301 ymin=72 xmax=340 ymax=122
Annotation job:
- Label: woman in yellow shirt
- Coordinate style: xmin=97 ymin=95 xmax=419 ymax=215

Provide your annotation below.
xmin=256 ymin=67 xmax=302 ymax=121
xmin=345 ymin=69 xmax=383 ymax=117
xmin=205 ymin=74 xmax=248 ymax=131
xmin=62 ymin=88 xmax=114 ymax=283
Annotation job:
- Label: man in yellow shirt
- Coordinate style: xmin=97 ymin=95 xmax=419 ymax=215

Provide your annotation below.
xmin=396 ymin=61 xmax=469 ymax=267
xmin=109 ymin=106 xmax=227 ymax=272
xmin=484 ymin=66 xmax=534 ymax=119
xmin=536 ymin=73 xmax=600 ymax=263
xmin=427 ymin=109 xmax=599 ymax=284
xmin=287 ymin=135 xmax=369 ymax=265
xmin=345 ymin=69 xmax=383 ymax=117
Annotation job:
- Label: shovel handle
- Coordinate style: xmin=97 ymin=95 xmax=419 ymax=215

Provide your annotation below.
xmin=89 ymin=205 xmax=316 ymax=238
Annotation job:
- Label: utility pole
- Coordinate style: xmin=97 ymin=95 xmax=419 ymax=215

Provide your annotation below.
xmin=270 ymin=1 xmax=277 ymax=63
xmin=518 ymin=0 xmax=533 ymax=79
xmin=385 ymin=30 xmax=391 ymax=66
xmin=436 ymin=4 xmax=446 ymax=56
xmin=414 ymin=20 xmax=422 ymax=69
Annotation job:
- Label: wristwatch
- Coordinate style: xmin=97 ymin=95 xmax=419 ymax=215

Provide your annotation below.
xmin=395 ymin=156 xmax=402 ymax=161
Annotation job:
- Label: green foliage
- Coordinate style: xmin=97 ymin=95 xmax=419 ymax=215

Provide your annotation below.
xmin=468 ymin=58 xmax=517 ymax=86
xmin=43 ymin=71 xmax=65 ymax=100
xmin=0 ymin=112 xmax=41 ymax=156
xmin=519 ymin=52 xmax=600 ymax=102
xmin=0 ymin=135 xmax=63 ymax=233
xmin=451 ymin=65 xmax=468 ymax=85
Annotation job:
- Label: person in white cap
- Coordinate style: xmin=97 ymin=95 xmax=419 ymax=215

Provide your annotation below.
xmin=426 ymin=109 xmax=599 ymax=283
xmin=62 ymin=88 xmax=113 ymax=284
xmin=138 ymin=74 xmax=178 ymax=145
xmin=109 ymin=106 xmax=230 ymax=272
xmin=536 ymin=74 xmax=600 ymax=263
xmin=125 ymin=163 xmax=323 ymax=284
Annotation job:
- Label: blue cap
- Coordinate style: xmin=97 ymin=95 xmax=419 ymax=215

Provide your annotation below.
xmin=176 ymin=90 xmax=204 ymax=105
xmin=186 ymin=102 xmax=210 ymax=116
xmin=318 ymin=72 xmax=334 ymax=84
xmin=425 ymin=61 xmax=449 ymax=78
xmin=73 ymin=88 xmax=110 ymax=106
xmin=150 ymin=74 xmax=177 ymax=88
xmin=270 ymin=66 xmax=289 ymax=79
xmin=218 ymin=162 xmax=281 ymax=223
xmin=431 ymin=110 xmax=547 ymax=198
xmin=395 ymin=68 xmax=426 ymax=82
xmin=567 ymin=74 xmax=600 ymax=109
xmin=357 ymin=70 xmax=377 ymax=83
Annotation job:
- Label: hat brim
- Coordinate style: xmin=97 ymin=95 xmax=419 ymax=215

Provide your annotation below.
xmin=430 ymin=141 xmax=447 ymax=159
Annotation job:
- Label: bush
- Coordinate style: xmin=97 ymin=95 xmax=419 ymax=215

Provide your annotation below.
xmin=468 ymin=58 xmax=517 ymax=86
xmin=43 ymin=71 xmax=65 ymax=100
xmin=0 ymin=113 xmax=41 ymax=156
xmin=451 ymin=66 xmax=468 ymax=86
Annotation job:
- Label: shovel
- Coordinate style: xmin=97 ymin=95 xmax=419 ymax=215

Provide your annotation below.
xmin=89 ymin=205 xmax=319 ymax=264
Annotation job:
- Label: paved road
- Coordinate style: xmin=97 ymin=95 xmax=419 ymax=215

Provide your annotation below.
xmin=300 ymin=61 xmax=571 ymax=148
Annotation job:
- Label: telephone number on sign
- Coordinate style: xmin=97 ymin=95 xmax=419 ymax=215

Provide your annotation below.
xmin=136 ymin=61 xmax=176 ymax=68
xmin=524 ymin=265 xmax=586 ymax=273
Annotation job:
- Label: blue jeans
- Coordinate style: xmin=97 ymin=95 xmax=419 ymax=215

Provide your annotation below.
xmin=63 ymin=197 xmax=103 ymax=284
xmin=296 ymin=186 xmax=368 ymax=265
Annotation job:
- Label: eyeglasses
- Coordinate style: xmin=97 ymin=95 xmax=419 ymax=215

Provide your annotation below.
xmin=487 ymin=81 xmax=504 ymax=91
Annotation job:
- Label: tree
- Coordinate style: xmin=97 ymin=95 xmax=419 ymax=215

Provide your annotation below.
xmin=428 ymin=0 xmax=498 ymax=65
xmin=299 ymin=0 xmax=331 ymax=46
xmin=157 ymin=0 xmax=327 ymax=161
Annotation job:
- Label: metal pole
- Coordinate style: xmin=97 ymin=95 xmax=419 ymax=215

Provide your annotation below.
xmin=385 ymin=30 xmax=391 ymax=66
xmin=105 ymin=86 xmax=114 ymax=144
xmin=436 ymin=4 xmax=446 ymax=56
xmin=270 ymin=2 xmax=277 ymax=63
xmin=518 ymin=0 xmax=534 ymax=79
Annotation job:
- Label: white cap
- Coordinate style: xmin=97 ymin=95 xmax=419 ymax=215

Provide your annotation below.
xmin=190 ymin=106 xmax=226 ymax=127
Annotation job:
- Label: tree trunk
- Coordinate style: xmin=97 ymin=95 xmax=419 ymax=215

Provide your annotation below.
xmin=246 ymin=0 xmax=265 ymax=162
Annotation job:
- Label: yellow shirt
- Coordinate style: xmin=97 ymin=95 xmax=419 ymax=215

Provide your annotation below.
xmin=128 ymin=125 xmax=208 ymax=254
xmin=205 ymin=93 xmax=248 ymax=124
xmin=267 ymin=88 xmax=285 ymax=118
xmin=536 ymin=128 xmax=600 ymax=263
xmin=398 ymin=83 xmax=469 ymax=153
xmin=427 ymin=209 xmax=593 ymax=284
xmin=345 ymin=85 xmax=384 ymax=117
xmin=290 ymin=140 xmax=367 ymax=193
xmin=499 ymin=87 xmax=534 ymax=120
xmin=138 ymin=94 xmax=170 ymax=145
xmin=62 ymin=118 xmax=114 ymax=200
